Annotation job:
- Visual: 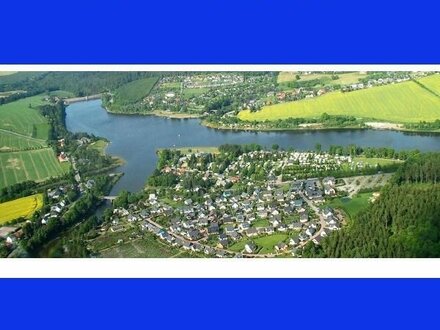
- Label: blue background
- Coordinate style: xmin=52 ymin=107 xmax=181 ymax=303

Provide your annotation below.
xmin=0 ymin=0 xmax=439 ymax=63
xmin=1 ymin=0 xmax=440 ymax=328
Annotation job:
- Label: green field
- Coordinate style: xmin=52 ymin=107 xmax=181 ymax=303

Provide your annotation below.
xmin=0 ymin=129 xmax=47 ymax=151
xmin=88 ymin=139 xmax=108 ymax=155
xmin=183 ymin=87 xmax=210 ymax=98
xmin=239 ymin=79 xmax=440 ymax=123
xmin=229 ymin=233 xmax=288 ymax=254
xmin=93 ymin=230 xmax=189 ymax=258
xmin=114 ymin=77 xmax=159 ymax=104
xmin=417 ymin=74 xmax=440 ymax=95
xmin=0 ymin=148 xmax=67 ymax=189
xmin=277 ymin=72 xmax=366 ymax=85
xmin=352 ymin=157 xmax=402 ymax=167
xmin=0 ymin=95 xmax=48 ymax=137
xmin=326 ymin=192 xmax=373 ymax=219
xmin=0 ymin=193 xmax=43 ymax=224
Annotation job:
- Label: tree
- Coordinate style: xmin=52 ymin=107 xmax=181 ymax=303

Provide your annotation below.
xmin=272 ymin=144 xmax=279 ymax=151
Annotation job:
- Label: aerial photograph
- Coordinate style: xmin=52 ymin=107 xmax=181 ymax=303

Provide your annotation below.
xmin=0 ymin=70 xmax=439 ymax=258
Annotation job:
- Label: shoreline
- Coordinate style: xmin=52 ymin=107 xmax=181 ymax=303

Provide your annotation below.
xmin=80 ymin=99 xmax=440 ymax=135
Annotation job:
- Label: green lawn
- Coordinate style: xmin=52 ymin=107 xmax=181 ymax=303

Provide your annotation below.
xmin=0 ymin=148 xmax=67 ymax=189
xmin=183 ymin=87 xmax=210 ymax=98
xmin=0 ymin=95 xmax=48 ymax=137
xmin=252 ymin=219 xmax=270 ymax=227
xmin=255 ymin=234 xmax=288 ymax=254
xmin=326 ymin=192 xmax=373 ymax=219
xmin=239 ymin=79 xmax=440 ymax=123
xmin=113 ymin=77 xmax=159 ymax=105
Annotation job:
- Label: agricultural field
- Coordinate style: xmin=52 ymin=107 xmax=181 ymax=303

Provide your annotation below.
xmin=0 ymin=95 xmax=48 ymax=137
xmin=0 ymin=193 xmax=43 ymax=224
xmin=417 ymin=74 xmax=440 ymax=95
xmin=239 ymin=80 xmax=440 ymax=123
xmin=0 ymin=148 xmax=67 ymax=189
xmin=0 ymin=130 xmax=47 ymax=151
xmin=92 ymin=229 xmax=189 ymax=258
xmin=113 ymin=77 xmax=159 ymax=105
xmin=277 ymin=71 xmax=366 ymax=85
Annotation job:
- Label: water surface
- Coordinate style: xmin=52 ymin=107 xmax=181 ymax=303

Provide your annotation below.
xmin=66 ymin=100 xmax=440 ymax=194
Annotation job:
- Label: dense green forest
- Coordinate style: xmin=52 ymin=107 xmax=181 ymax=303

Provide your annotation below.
xmin=0 ymin=72 xmax=162 ymax=96
xmin=303 ymin=153 xmax=440 ymax=257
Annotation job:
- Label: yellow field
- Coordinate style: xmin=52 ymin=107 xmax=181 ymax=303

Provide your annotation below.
xmin=0 ymin=193 xmax=43 ymax=224
xmin=239 ymin=80 xmax=440 ymax=123
xmin=417 ymin=74 xmax=440 ymax=95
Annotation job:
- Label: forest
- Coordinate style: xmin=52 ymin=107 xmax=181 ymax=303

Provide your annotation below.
xmin=303 ymin=153 xmax=440 ymax=257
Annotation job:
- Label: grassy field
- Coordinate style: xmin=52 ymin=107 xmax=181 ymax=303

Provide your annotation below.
xmin=326 ymin=192 xmax=373 ymax=219
xmin=255 ymin=234 xmax=288 ymax=254
xmin=88 ymin=139 xmax=108 ymax=155
xmin=252 ymin=219 xmax=270 ymax=227
xmin=352 ymin=156 xmax=402 ymax=167
xmin=239 ymin=79 xmax=440 ymax=123
xmin=0 ymin=130 xmax=47 ymax=151
xmin=0 ymin=95 xmax=48 ymax=137
xmin=0 ymin=193 xmax=43 ymax=224
xmin=417 ymin=74 xmax=440 ymax=95
xmin=183 ymin=87 xmax=210 ymax=98
xmin=114 ymin=77 xmax=159 ymax=104
xmin=93 ymin=230 xmax=189 ymax=258
xmin=277 ymin=72 xmax=366 ymax=85
xmin=0 ymin=148 xmax=67 ymax=189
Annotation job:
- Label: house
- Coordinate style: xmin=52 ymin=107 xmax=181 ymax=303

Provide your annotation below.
xmin=218 ymin=239 xmax=229 ymax=249
xmin=299 ymin=212 xmax=309 ymax=223
xmin=245 ymin=228 xmax=258 ymax=237
xmin=208 ymin=222 xmax=220 ymax=234
xmin=225 ymin=225 xmax=236 ymax=235
xmin=306 ymin=227 xmax=316 ymax=236
xmin=289 ymin=237 xmax=300 ymax=246
xmin=322 ymin=177 xmax=336 ymax=186
xmin=244 ymin=242 xmax=257 ymax=254
xmin=313 ymin=235 xmax=323 ymax=245
xmin=275 ymin=242 xmax=288 ymax=252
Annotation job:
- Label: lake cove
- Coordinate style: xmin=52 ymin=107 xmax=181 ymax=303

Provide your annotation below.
xmin=66 ymin=100 xmax=440 ymax=195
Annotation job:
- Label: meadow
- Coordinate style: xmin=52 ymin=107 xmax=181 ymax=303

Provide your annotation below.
xmin=113 ymin=77 xmax=159 ymax=105
xmin=277 ymin=71 xmax=366 ymax=85
xmin=0 ymin=130 xmax=47 ymax=151
xmin=326 ymin=192 xmax=373 ymax=220
xmin=417 ymin=74 xmax=440 ymax=95
xmin=239 ymin=79 xmax=440 ymax=123
xmin=0 ymin=148 xmax=67 ymax=189
xmin=0 ymin=95 xmax=48 ymax=137
xmin=0 ymin=193 xmax=43 ymax=224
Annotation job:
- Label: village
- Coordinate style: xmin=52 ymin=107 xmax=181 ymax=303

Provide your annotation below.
xmin=103 ymin=148 xmax=389 ymax=257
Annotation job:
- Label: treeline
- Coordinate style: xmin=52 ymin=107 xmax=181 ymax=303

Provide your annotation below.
xmin=0 ymin=181 xmax=38 ymax=203
xmin=303 ymin=153 xmax=440 ymax=257
xmin=37 ymin=101 xmax=67 ymax=140
xmin=0 ymin=72 xmax=163 ymax=97
xmin=21 ymin=175 xmax=113 ymax=255
xmin=327 ymin=144 xmax=420 ymax=160
xmin=392 ymin=153 xmax=440 ymax=184
xmin=404 ymin=120 xmax=440 ymax=131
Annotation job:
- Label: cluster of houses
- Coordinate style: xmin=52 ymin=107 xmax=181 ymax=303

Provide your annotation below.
xmin=182 ymin=73 xmax=244 ymax=89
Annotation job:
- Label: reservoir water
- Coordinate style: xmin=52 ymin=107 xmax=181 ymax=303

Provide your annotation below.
xmin=66 ymin=100 xmax=440 ymax=195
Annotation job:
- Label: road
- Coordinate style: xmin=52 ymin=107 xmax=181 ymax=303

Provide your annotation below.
xmin=298 ymin=192 xmax=326 ymax=247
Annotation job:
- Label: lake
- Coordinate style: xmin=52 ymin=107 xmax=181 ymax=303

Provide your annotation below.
xmin=66 ymin=100 xmax=440 ymax=195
